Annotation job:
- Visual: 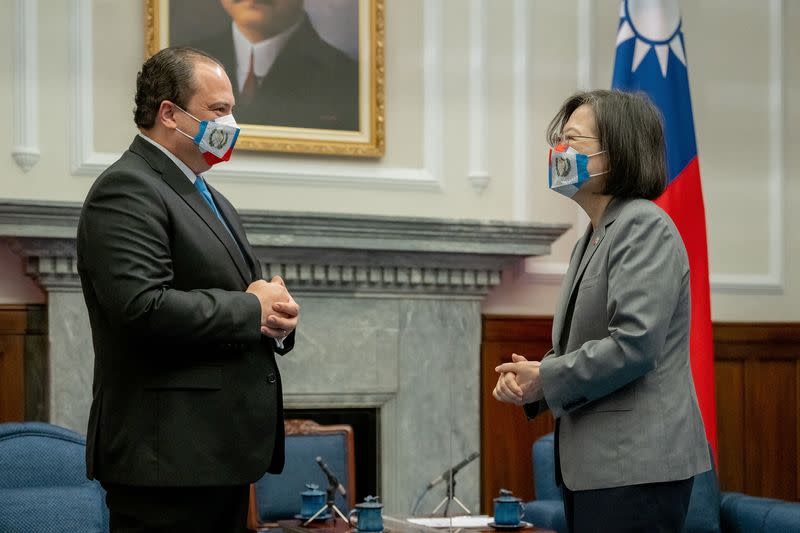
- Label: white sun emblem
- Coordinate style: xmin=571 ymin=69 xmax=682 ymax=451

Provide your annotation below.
xmin=616 ymin=0 xmax=687 ymax=77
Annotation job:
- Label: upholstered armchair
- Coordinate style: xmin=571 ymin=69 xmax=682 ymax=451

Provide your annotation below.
xmin=0 ymin=421 xmax=109 ymax=533
xmin=719 ymin=492 xmax=800 ymax=532
xmin=248 ymin=419 xmax=356 ymax=531
xmin=523 ymin=432 xmax=800 ymax=533
xmin=522 ymin=433 xmax=567 ymax=533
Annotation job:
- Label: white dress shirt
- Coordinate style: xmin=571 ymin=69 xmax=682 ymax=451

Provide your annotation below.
xmin=139 ymin=132 xmax=197 ymax=184
xmin=231 ymin=18 xmax=303 ymax=93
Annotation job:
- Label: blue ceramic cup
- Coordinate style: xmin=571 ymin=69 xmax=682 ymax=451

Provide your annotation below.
xmin=493 ymin=489 xmax=525 ymax=526
xmin=300 ymin=484 xmax=326 ymax=518
xmin=348 ymin=496 xmax=383 ymax=532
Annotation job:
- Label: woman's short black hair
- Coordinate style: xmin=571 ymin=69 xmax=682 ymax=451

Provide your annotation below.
xmin=133 ymin=47 xmax=223 ymax=129
xmin=546 ymin=89 xmax=667 ymax=200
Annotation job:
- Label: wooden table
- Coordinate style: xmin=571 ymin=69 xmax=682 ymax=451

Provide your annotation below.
xmin=274 ymin=516 xmax=556 ymax=533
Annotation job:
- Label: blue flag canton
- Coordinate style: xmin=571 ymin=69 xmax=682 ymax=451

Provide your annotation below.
xmin=611 ymin=1 xmax=698 ymax=183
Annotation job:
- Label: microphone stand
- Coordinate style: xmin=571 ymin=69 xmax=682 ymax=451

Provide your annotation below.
xmin=411 ymin=452 xmax=479 ymax=517
xmin=430 ymin=471 xmax=471 ymax=517
xmin=304 ymin=463 xmax=349 ymax=526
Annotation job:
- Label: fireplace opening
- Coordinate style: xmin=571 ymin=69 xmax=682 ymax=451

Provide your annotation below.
xmin=284 ymin=407 xmax=379 ymax=504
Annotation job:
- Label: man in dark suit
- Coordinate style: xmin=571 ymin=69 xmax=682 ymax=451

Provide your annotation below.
xmin=192 ymin=0 xmax=358 ymax=130
xmin=77 ymin=46 xmax=300 ymax=532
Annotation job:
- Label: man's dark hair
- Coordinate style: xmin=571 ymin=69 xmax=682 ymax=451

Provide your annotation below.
xmin=133 ymin=47 xmax=223 ymax=129
xmin=546 ymin=89 xmax=667 ymax=200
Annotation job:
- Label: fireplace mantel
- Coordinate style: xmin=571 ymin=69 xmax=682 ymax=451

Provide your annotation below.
xmin=0 ymin=200 xmax=567 ymax=296
xmin=0 ymin=199 xmax=568 ymax=514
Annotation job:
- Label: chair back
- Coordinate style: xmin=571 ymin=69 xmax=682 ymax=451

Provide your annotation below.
xmin=682 ymin=443 xmax=721 ymax=532
xmin=532 ymin=432 xmax=561 ymax=501
xmin=720 ymin=492 xmax=800 ymax=533
xmin=0 ymin=422 xmax=109 ymax=533
xmin=249 ymin=419 xmax=356 ymax=528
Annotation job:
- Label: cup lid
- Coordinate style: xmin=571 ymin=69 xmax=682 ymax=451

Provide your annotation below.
xmin=494 ymin=488 xmax=522 ymax=503
xmin=356 ymin=495 xmax=383 ymax=509
xmin=301 ymin=483 xmax=325 ymax=496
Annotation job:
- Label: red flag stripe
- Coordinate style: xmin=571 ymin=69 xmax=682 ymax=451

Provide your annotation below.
xmin=655 ymin=156 xmax=718 ymax=458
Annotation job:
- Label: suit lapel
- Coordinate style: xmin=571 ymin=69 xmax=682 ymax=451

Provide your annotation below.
xmin=551 ymin=197 xmax=632 ymax=352
xmin=129 ymin=137 xmax=252 ymax=285
xmin=552 ymin=227 xmax=592 ymax=352
xmin=208 ymin=183 xmax=259 ymax=280
xmin=567 ymin=225 xmax=606 ymax=299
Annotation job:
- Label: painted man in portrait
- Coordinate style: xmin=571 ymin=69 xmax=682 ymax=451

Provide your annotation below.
xmin=190 ymin=0 xmax=359 ymax=131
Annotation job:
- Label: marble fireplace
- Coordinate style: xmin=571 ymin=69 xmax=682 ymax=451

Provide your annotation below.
xmin=0 ymin=200 xmax=567 ymax=514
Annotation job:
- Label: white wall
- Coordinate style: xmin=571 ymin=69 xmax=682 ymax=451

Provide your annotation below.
xmin=484 ymin=0 xmax=799 ymax=322
xmin=0 ymin=0 xmax=797 ymax=321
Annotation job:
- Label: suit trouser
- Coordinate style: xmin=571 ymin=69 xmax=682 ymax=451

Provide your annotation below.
xmin=561 ymin=476 xmax=693 ymax=533
xmin=102 ymin=483 xmax=249 ymax=533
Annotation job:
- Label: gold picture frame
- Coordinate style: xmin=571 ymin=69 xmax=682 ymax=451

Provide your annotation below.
xmin=144 ymin=0 xmax=384 ymax=157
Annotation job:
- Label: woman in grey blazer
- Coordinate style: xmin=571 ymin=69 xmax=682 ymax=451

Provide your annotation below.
xmin=493 ymin=90 xmax=711 ymax=532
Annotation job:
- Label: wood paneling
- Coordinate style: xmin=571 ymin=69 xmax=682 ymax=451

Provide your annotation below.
xmin=0 ymin=306 xmax=29 ymax=422
xmin=0 ymin=305 xmax=47 ymax=423
xmin=747 ymin=361 xmax=797 ymax=498
xmin=714 ymin=323 xmax=800 ymax=501
xmin=480 ymin=316 xmax=555 ymax=513
xmin=714 ymin=361 xmax=744 ymax=492
xmin=481 ymin=318 xmax=800 ymax=509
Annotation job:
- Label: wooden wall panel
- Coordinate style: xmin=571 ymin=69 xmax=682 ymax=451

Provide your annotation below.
xmin=745 ymin=360 xmax=798 ymax=498
xmin=482 ymin=318 xmax=800 ymax=508
xmin=480 ymin=317 xmax=555 ymax=514
xmin=0 ymin=306 xmax=28 ymax=422
xmin=714 ymin=323 xmax=800 ymax=501
xmin=0 ymin=305 xmax=47 ymax=423
xmin=714 ymin=360 xmax=744 ymax=492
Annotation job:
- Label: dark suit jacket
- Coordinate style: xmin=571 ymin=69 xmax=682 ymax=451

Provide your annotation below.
xmin=196 ymin=14 xmax=359 ymax=131
xmin=77 ymin=135 xmax=293 ymax=487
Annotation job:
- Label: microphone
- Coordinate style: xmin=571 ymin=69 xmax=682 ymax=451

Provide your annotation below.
xmin=425 ymin=451 xmax=480 ymax=489
xmin=316 ymin=456 xmax=347 ymax=497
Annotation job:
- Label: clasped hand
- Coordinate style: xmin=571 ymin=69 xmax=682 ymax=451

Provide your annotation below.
xmin=492 ymin=354 xmax=544 ymax=406
xmin=246 ymin=276 xmax=300 ymax=338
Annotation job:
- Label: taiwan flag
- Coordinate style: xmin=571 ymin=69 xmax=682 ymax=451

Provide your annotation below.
xmin=612 ymin=0 xmax=717 ymax=455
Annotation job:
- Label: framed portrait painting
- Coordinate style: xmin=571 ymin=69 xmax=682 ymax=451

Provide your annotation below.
xmin=145 ymin=0 xmax=384 ymax=157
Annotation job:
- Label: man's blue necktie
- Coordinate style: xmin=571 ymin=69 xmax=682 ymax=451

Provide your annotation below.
xmin=194 ymin=176 xmax=245 ymax=261
xmin=194 ymin=176 xmax=226 ymax=224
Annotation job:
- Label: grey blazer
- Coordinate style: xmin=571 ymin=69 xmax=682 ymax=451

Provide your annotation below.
xmin=525 ymin=197 xmax=711 ymax=491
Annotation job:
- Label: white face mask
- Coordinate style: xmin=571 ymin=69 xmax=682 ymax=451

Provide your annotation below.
xmin=175 ymin=106 xmax=240 ymax=166
xmin=548 ymin=145 xmax=608 ymax=198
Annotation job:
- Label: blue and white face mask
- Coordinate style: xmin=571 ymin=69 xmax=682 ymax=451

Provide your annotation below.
xmin=175 ymin=106 xmax=240 ymax=166
xmin=548 ymin=144 xmax=607 ymax=198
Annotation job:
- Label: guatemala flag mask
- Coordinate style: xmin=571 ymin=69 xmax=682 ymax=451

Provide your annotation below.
xmin=176 ymin=106 xmax=240 ymax=166
xmin=548 ymin=144 xmax=607 ymax=198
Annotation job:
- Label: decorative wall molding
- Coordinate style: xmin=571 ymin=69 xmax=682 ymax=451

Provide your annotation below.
xmin=68 ymin=0 xmax=444 ymax=190
xmin=525 ymin=1 xmax=785 ymax=295
xmin=0 ymin=200 xmax=569 ymax=298
xmin=576 ymin=0 xmax=595 ymax=91
xmin=422 ymin=0 xmax=444 ymax=188
xmin=261 ymin=263 xmax=502 ymax=298
xmin=9 ymin=238 xmax=80 ymax=291
xmin=574 ymin=0 xmax=594 ymax=244
xmin=512 ymin=0 xmax=529 ymax=221
xmin=712 ymin=0 xmax=784 ymax=294
xmin=468 ymin=0 xmax=490 ymax=192
xmin=12 ymin=0 xmax=40 ymax=172
xmin=523 ymin=3 xmax=594 ymax=280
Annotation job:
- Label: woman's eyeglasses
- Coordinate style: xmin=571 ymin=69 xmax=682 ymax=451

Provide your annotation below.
xmin=550 ymin=134 xmax=599 ymax=148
